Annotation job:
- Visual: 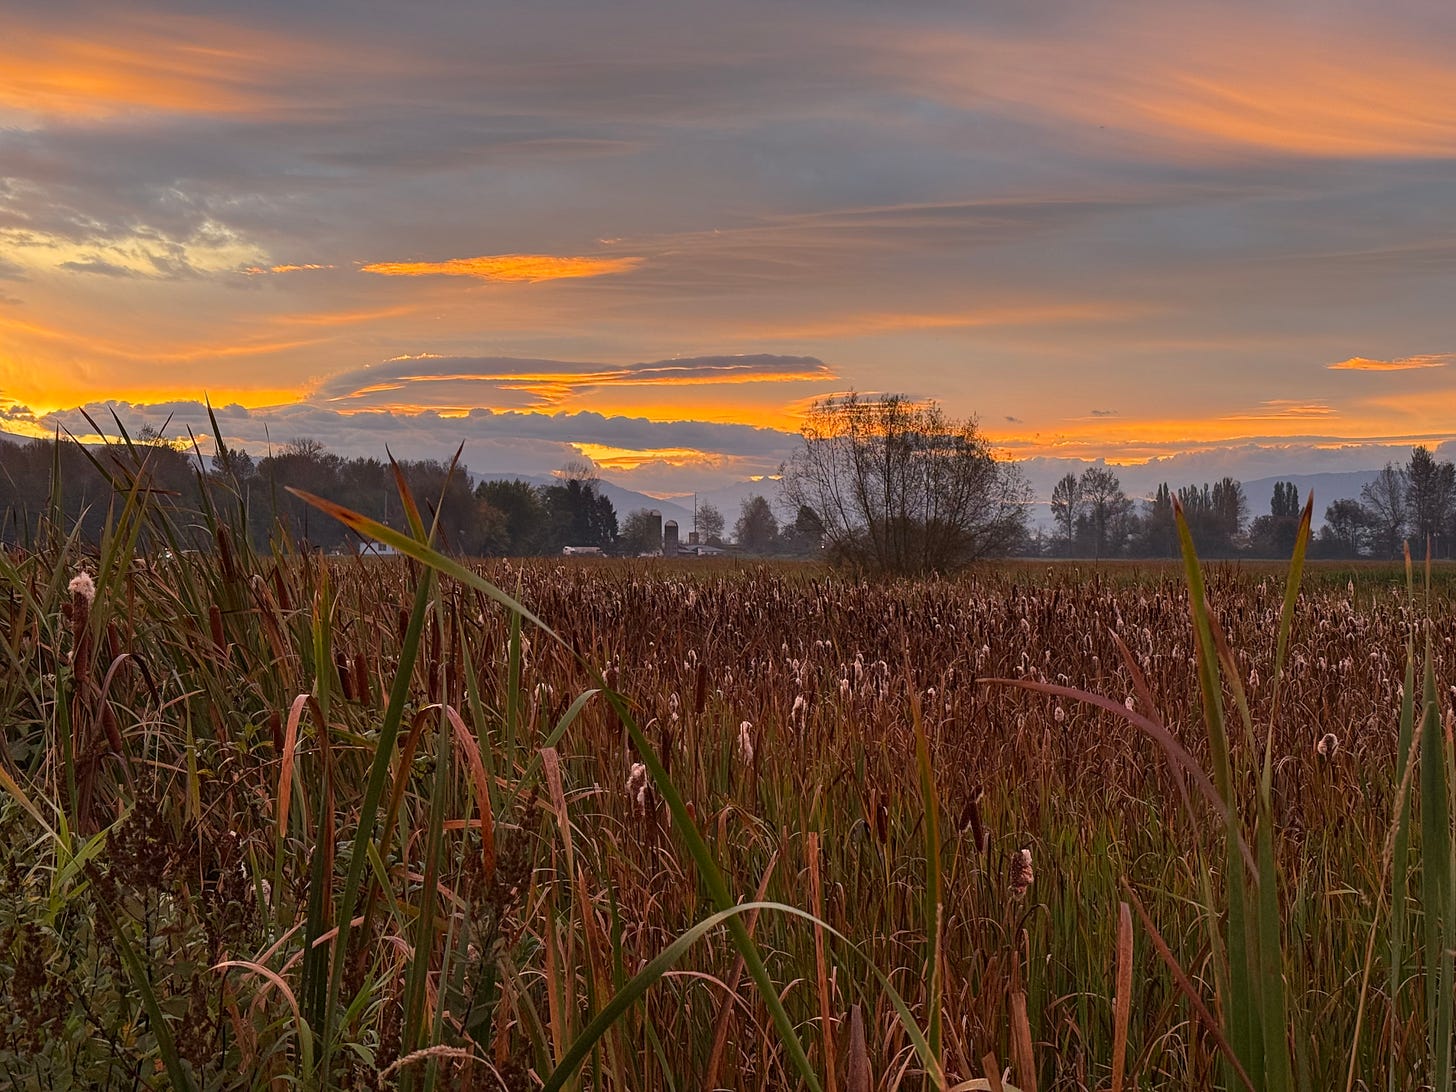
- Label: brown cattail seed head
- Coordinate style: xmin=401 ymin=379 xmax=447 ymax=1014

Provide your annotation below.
xmin=1316 ymin=732 xmax=1339 ymax=758
xmin=1010 ymin=848 xmax=1034 ymax=900
xmin=66 ymin=571 xmax=95 ymax=677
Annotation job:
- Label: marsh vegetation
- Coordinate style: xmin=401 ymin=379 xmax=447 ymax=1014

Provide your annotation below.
xmin=0 ymin=439 xmax=1453 ymax=1090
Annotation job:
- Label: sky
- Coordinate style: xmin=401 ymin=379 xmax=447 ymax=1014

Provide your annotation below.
xmin=2 ymin=0 xmax=1454 ymax=498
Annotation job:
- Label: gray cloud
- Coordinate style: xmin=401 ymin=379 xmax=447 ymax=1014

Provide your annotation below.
xmin=58 ymin=258 xmax=140 ymax=277
xmin=312 ymin=353 xmax=835 ymax=410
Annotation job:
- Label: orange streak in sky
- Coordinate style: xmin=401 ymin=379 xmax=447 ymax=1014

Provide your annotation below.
xmin=0 ymin=311 xmax=329 ymax=364
xmin=0 ymin=23 xmax=299 ymax=118
xmin=361 ymin=255 xmax=643 ymax=283
xmin=573 ymin=443 xmax=716 ymax=470
xmin=901 ymin=14 xmax=1456 ymax=159
xmin=1327 ymin=354 xmax=1453 ymax=371
xmin=737 ymin=304 xmax=1144 ymax=340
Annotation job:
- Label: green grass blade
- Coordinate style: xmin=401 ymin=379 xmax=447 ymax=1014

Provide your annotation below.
xmin=321 ymin=566 xmax=435 ymax=1067
xmin=1389 ymin=643 xmax=1418 ymax=1092
xmin=1421 ymin=627 xmax=1452 ymax=1085
xmin=1250 ymin=494 xmax=1311 ymax=1092
xmin=401 ymin=711 xmax=453 ymax=1091
xmin=913 ymin=692 xmax=944 ymax=1079
xmin=1173 ymin=498 xmax=1260 ymax=1081
xmin=607 ymin=689 xmax=824 ymax=1092
xmin=287 ymin=488 xmax=561 ymax=641
xmin=92 ymin=888 xmax=197 ymax=1091
xmin=541 ymin=900 xmax=945 ymax=1092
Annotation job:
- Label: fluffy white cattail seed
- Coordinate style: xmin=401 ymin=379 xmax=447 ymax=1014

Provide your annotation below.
xmin=627 ymin=762 xmax=650 ymax=817
xmin=1010 ymin=848 xmax=1034 ymax=900
xmin=68 ymin=571 xmax=96 ymax=605
xmin=737 ymin=721 xmax=754 ymax=767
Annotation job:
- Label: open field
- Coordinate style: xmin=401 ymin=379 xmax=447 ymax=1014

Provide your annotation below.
xmin=2 ymin=480 xmax=1455 ymax=1089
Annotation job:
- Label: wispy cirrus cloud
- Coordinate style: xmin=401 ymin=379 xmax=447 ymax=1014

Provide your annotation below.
xmin=1222 ymin=400 xmax=1336 ymax=421
xmin=735 ymin=302 xmax=1142 ymax=341
xmin=0 ymin=17 xmax=301 ymax=121
xmin=1327 ymin=353 xmax=1453 ymax=371
xmin=896 ymin=5 xmax=1456 ymax=160
xmin=360 ymin=254 xmax=642 ymax=283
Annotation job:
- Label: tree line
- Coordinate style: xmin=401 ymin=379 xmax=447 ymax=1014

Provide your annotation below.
xmin=1037 ymin=444 xmax=1456 ymax=560
xmin=0 ymin=432 xmax=809 ymax=558
xmin=0 ymin=433 xmax=608 ymax=556
xmin=2 ymin=402 xmax=1451 ymax=568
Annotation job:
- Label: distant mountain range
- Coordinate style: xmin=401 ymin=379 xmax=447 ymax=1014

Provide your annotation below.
xmin=1240 ymin=471 xmax=1383 ymax=515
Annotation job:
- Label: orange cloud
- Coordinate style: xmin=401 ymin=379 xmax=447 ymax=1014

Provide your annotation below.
xmin=1327 ymin=353 xmax=1453 ymax=371
xmin=360 ymin=254 xmax=643 ymax=283
xmin=243 ymin=264 xmax=335 ymax=275
xmin=557 ymin=396 xmax=805 ymax=431
xmin=573 ymin=443 xmax=715 ymax=471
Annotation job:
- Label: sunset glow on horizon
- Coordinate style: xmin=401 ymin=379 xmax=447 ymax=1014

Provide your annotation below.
xmin=2 ymin=1 xmax=1453 ymax=495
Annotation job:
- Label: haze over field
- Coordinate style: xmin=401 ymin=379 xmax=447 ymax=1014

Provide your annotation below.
xmin=2 ymin=0 xmax=1454 ymax=497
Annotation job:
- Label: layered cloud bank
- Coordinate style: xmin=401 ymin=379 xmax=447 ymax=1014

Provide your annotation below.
xmin=0 ymin=397 xmax=802 ymax=496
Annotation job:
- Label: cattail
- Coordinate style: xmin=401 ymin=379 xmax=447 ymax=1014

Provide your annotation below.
xmin=1316 ymin=732 xmax=1339 ymax=758
xmin=68 ymin=571 xmax=96 ymax=606
xmin=66 ymin=571 xmax=95 ymax=678
xmin=1010 ymin=848 xmax=1034 ymax=900
xmin=737 ymin=720 xmax=754 ymax=767
xmin=1053 ymin=705 xmax=1066 ymax=724
xmin=627 ymin=762 xmax=650 ymax=817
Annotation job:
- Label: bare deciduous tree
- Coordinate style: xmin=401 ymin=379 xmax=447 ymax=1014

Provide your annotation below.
xmin=1050 ymin=473 xmax=1081 ymax=556
xmin=696 ymin=501 xmax=725 ymax=545
xmin=780 ymin=392 xmax=1028 ymax=575
xmin=1079 ymin=466 xmax=1131 ymax=560
xmin=1361 ymin=463 xmax=1408 ymax=559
